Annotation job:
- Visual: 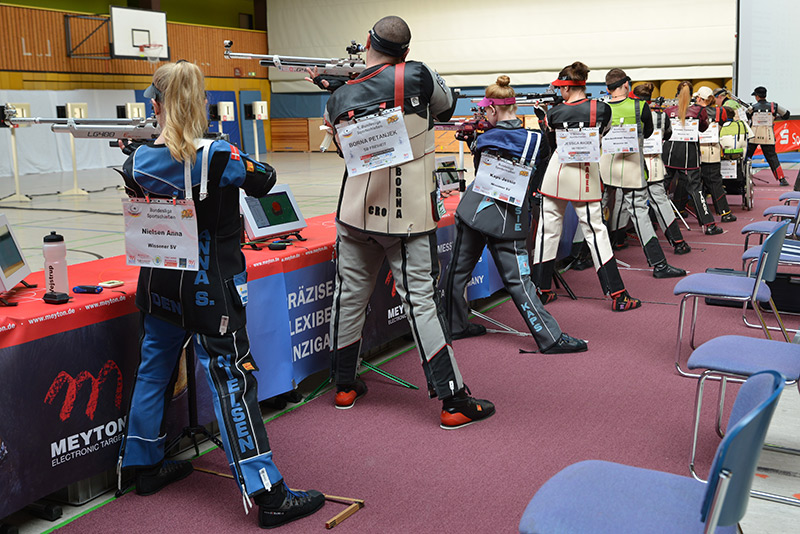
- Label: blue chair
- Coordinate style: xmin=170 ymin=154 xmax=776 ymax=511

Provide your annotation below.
xmin=687 ymin=336 xmax=800 ymax=506
xmin=741 ymin=202 xmax=800 ymax=251
xmin=673 ymin=222 xmax=791 ymax=377
xmin=519 ymin=371 xmax=785 ymax=534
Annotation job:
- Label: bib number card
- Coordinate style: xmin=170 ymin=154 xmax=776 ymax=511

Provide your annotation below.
xmin=699 ymin=123 xmax=720 ymax=144
xmin=752 ymin=112 xmax=773 ymax=127
xmin=721 ymin=160 xmax=738 ymax=180
xmin=643 ymin=128 xmax=663 ymax=155
xmin=123 ymin=198 xmax=199 ymax=271
xmin=472 ymin=153 xmax=532 ymax=207
xmin=670 ymin=118 xmax=699 ymax=142
xmin=556 ymin=127 xmax=601 ymax=164
xmin=337 ymin=107 xmax=413 ymax=177
xmin=601 ymin=124 xmax=639 ymax=154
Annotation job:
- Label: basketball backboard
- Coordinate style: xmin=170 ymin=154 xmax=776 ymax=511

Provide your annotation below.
xmin=110 ymin=6 xmax=169 ymax=61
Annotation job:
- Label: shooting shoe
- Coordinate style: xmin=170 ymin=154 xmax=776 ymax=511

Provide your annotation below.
xmin=256 ymin=482 xmax=325 ymax=529
xmin=539 ymin=289 xmax=558 ymax=305
xmin=540 ymin=333 xmax=588 ymax=354
xmin=720 ymin=212 xmax=737 ymax=223
xmin=135 ymin=460 xmax=193 ymax=496
xmin=653 ymin=261 xmax=686 ymax=279
xmin=334 ymin=379 xmax=367 ymax=410
xmin=441 ymin=388 xmax=495 ymax=430
xmin=451 ymin=323 xmax=487 ymax=340
xmin=674 ymin=241 xmax=692 ymax=255
xmin=779 ymin=178 xmax=790 ymax=186
xmin=704 ymin=224 xmax=724 ymax=236
xmin=610 ymin=290 xmax=641 ymax=312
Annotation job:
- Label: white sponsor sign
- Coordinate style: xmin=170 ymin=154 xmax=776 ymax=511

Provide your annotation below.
xmin=752 ymin=111 xmax=773 ymax=127
xmin=556 ymin=127 xmax=601 ymax=163
xmin=337 ymin=107 xmax=413 ymax=176
xmin=721 ymin=159 xmax=738 ymax=180
xmin=122 ymin=198 xmax=199 ymax=271
xmin=472 ymin=153 xmax=532 ymax=207
xmin=699 ymin=123 xmax=720 ymax=144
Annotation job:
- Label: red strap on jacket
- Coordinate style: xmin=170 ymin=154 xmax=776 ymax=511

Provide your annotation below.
xmin=715 ymin=106 xmax=722 ymax=123
xmin=394 ymin=62 xmax=406 ymax=112
xmin=589 ymin=99 xmax=597 ymax=127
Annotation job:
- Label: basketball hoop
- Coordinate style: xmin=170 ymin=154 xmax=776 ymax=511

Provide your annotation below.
xmin=139 ymin=44 xmax=164 ymax=65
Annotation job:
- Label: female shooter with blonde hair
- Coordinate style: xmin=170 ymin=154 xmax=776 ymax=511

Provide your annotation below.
xmin=444 ymin=75 xmax=587 ymax=353
xmin=117 ymin=61 xmax=325 ymax=529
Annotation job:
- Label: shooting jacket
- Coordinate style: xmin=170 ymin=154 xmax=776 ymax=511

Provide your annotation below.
xmin=599 ymin=97 xmax=653 ymax=189
xmin=699 ymin=106 xmax=734 ymax=164
xmin=662 ymin=104 xmax=708 ymax=170
xmin=325 ymin=61 xmax=456 ymax=236
xmin=748 ymin=100 xmax=791 ymax=145
xmin=456 ymin=120 xmax=548 ymax=240
xmin=539 ymin=98 xmax=612 ymax=202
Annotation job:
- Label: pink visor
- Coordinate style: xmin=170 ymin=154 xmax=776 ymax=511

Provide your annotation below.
xmin=551 ymin=79 xmax=586 ymax=87
xmin=476 ymin=97 xmax=517 ymax=107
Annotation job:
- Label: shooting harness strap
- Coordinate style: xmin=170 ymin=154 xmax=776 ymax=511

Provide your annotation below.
xmin=589 ymin=99 xmax=597 ymax=127
xmin=394 ymin=62 xmax=406 ymax=112
xmin=183 ymin=139 xmax=214 ymax=201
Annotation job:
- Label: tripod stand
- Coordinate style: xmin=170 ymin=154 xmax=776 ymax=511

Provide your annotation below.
xmin=165 ymin=338 xmax=223 ymax=457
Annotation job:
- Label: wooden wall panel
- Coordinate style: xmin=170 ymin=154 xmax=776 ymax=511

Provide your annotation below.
xmin=0 ymin=5 xmax=268 ymax=79
xmin=271 ymin=119 xmax=309 ymax=152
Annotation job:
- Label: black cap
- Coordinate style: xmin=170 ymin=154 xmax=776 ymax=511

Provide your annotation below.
xmin=144 ymin=83 xmax=163 ymax=102
xmin=752 ymin=86 xmax=767 ymax=97
xmin=44 ymin=231 xmax=63 ymax=242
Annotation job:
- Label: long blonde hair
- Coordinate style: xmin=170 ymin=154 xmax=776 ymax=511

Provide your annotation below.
xmin=676 ymin=80 xmax=693 ymax=126
xmin=151 ymin=62 xmax=208 ymax=165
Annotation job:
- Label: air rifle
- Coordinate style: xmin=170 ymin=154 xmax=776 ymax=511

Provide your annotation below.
xmin=223 ymin=40 xmax=365 ymax=77
xmin=1 ymin=104 xmax=160 ymax=141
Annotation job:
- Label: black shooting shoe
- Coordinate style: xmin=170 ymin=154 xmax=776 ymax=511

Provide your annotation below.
xmin=135 ymin=460 xmax=194 ymax=496
xmin=674 ymin=241 xmax=692 ymax=255
xmin=704 ymin=224 xmax=724 ymax=236
xmin=779 ymin=178 xmax=790 ymax=186
xmin=257 ymin=482 xmax=325 ymax=529
xmin=653 ymin=261 xmax=686 ymax=279
xmin=451 ymin=323 xmax=487 ymax=340
xmin=540 ymin=333 xmax=588 ymax=354
xmin=440 ymin=387 xmax=495 ymax=430
xmin=720 ymin=212 xmax=737 ymax=223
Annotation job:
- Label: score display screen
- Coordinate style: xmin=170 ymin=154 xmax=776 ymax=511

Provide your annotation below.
xmin=246 ymin=191 xmax=300 ymax=229
xmin=0 ymin=224 xmax=25 ymax=279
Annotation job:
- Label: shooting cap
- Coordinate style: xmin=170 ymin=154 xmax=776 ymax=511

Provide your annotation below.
xmin=143 ymin=83 xmax=163 ymax=102
xmin=752 ymin=86 xmax=767 ymax=97
xmin=369 ymin=27 xmax=410 ymax=57
xmin=696 ymin=86 xmax=714 ymax=100
xmin=477 ymin=97 xmax=516 ymax=107
xmin=713 ymin=87 xmax=727 ymax=97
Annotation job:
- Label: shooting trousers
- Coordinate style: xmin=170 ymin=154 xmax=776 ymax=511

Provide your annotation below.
xmin=330 ymin=222 xmax=463 ymax=399
xmin=121 ymin=314 xmax=281 ymax=496
xmin=444 ymin=221 xmax=561 ymax=349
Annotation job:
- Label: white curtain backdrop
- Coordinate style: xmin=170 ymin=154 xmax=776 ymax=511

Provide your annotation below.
xmin=267 ymin=0 xmax=736 ymax=93
xmin=0 ymin=90 xmax=133 ymax=178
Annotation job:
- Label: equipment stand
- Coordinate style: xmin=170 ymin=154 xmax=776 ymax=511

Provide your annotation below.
xmin=0 ymin=280 xmax=36 ymax=307
xmin=59 ymin=134 xmax=88 ymax=196
xmin=0 ymin=129 xmax=31 ymax=202
xmin=252 ymin=121 xmax=260 ymax=161
xmin=306 ymin=359 xmax=419 ymax=403
xmin=469 ymin=308 xmax=530 ymax=337
xmin=165 ymin=339 xmax=224 ymax=458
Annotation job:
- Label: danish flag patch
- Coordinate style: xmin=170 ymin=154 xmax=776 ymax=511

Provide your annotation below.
xmin=230 ymin=145 xmax=241 ymax=161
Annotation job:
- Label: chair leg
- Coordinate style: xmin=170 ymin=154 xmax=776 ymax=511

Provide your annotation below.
xmin=715 ymin=376 xmax=727 ymax=439
xmin=767 ymin=298 xmax=791 ymax=342
xmin=689 ymin=296 xmax=700 ymax=349
xmin=690 ymin=371 xmax=711 ymax=482
xmin=751 ymin=298 xmax=774 ymax=340
xmin=675 ymin=296 xmax=703 ymax=378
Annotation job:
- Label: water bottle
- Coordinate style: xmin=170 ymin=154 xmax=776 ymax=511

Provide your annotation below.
xmin=43 ymin=231 xmax=69 ymax=293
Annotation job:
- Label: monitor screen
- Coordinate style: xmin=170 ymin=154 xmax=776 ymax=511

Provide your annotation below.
xmin=240 ymin=185 xmax=307 ymax=241
xmin=0 ymin=215 xmax=31 ymax=293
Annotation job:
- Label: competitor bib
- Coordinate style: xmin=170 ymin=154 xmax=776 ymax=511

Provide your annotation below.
xmin=601 ymin=122 xmax=639 ymax=154
xmin=643 ymin=128 xmax=663 ymax=154
xmin=472 ymin=153 xmax=532 ymax=207
xmin=752 ymin=111 xmax=773 ymax=127
xmin=337 ymin=107 xmax=413 ymax=177
xmin=721 ymin=160 xmax=737 ymax=180
xmin=123 ymin=198 xmax=199 ymax=271
xmin=670 ymin=118 xmax=699 ymax=142
xmin=699 ymin=123 xmax=720 ymax=144
xmin=556 ymin=127 xmax=601 ymax=164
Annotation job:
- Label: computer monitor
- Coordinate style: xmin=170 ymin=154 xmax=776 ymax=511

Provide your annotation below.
xmin=0 ymin=214 xmax=31 ymax=293
xmin=239 ymin=184 xmax=307 ymax=241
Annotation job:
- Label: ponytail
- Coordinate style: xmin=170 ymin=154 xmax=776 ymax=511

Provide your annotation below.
xmin=676 ymin=81 xmax=692 ymax=126
xmin=152 ymin=62 xmax=208 ymax=165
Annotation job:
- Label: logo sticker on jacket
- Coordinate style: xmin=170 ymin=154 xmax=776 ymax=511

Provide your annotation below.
xmin=246 ymin=160 xmax=254 ymax=172
xmin=230 ymin=145 xmax=241 ymax=161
